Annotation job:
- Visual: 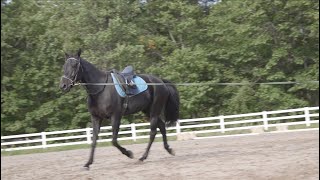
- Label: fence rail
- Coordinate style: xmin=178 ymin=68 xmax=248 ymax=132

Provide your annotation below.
xmin=1 ymin=107 xmax=319 ymax=152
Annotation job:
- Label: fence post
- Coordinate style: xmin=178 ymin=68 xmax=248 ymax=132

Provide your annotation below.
xmin=219 ymin=116 xmax=225 ymax=133
xmin=41 ymin=132 xmax=47 ymax=149
xmin=262 ymin=111 xmax=268 ymax=131
xmin=86 ymin=128 xmax=91 ymax=144
xmin=131 ymin=123 xmax=136 ymax=142
xmin=304 ymin=107 xmax=311 ymax=127
xmin=176 ymin=121 xmax=181 ymax=134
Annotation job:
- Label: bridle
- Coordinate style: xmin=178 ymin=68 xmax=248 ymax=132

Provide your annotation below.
xmin=61 ymin=57 xmax=82 ymax=86
xmin=61 ymin=57 xmax=109 ymax=95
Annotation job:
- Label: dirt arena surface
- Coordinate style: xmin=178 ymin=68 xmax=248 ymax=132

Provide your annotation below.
xmin=1 ymin=130 xmax=319 ymax=180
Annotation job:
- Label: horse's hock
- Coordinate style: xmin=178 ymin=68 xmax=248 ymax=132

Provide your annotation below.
xmin=177 ymin=132 xmax=196 ymax=141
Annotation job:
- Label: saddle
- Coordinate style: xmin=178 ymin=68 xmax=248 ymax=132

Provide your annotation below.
xmin=111 ymin=66 xmax=146 ymax=96
xmin=121 ymin=66 xmax=137 ymax=89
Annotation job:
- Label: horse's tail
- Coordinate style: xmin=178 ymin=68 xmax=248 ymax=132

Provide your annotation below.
xmin=162 ymin=79 xmax=180 ymax=127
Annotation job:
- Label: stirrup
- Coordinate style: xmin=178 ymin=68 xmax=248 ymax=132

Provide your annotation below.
xmin=127 ymin=80 xmax=136 ymax=88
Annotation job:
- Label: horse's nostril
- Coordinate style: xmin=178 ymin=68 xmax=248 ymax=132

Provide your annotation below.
xmin=60 ymin=84 xmax=67 ymax=89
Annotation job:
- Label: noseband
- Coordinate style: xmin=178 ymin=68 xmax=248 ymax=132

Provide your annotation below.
xmin=61 ymin=57 xmax=82 ymax=86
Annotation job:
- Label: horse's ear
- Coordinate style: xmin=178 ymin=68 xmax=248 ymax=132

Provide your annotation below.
xmin=64 ymin=52 xmax=70 ymax=60
xmin=77 ymin=48 xmax=82 ymax=58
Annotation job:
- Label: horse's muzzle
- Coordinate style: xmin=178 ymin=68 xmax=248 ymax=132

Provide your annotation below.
xmin=59 ymin=80 xmax=73 ymax=92
xmin=60 ymin=75 xmax=76 ymax=92
xmin=60 ymin=84 xmax=71 ymax=92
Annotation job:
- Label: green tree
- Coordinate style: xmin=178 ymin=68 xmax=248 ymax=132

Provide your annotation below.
xmin=1 ymin=0 xmax=318 ymax=136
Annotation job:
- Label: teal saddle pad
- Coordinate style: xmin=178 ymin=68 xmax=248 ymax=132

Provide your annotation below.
xmin=111 ymin=73 xmax=148 ymax=97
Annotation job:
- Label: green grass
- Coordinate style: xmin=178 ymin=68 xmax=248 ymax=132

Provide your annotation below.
xmin=1 ymin=144 xmax=91 ymax=156
xmin=288 ymin=123 xmax=319 ymax=130
xmin=195 ymin=129 xmax=252 ymax=137
xmin=263 ymin=127 xmax=277 ymax=132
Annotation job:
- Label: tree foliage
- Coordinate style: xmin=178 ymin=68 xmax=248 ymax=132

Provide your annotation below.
xmin=1 ymin=0 xmax=319 ymax=135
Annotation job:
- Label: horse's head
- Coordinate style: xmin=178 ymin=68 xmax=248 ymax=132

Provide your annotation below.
xmin=59 ymin=49 xmax=82 ymax=92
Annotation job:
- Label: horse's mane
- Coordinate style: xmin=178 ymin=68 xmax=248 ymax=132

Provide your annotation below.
xmin=80 ymin=58 xmax=101 ymax=73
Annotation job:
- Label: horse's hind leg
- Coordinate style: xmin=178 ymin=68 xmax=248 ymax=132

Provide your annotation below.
xmin=111 ymin=114 xmax=133 ymax=158
xmin=139 ymin=116 xmax=158 ymax=161
xmin=158 ymin=119 xmax=175 ymax=156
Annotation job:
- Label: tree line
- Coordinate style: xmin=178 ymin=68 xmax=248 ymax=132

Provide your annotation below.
xmin=1 ymin=0 xmax=319 ymax=135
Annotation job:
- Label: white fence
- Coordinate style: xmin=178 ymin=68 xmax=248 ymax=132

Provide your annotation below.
xmin=1 ymin=107 xmax=319 ymax=152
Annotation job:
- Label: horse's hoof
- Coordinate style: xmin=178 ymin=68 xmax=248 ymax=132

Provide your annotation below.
xmin=83 ymin=166 xmax=90 ymax=171
xmin=139 ymin=155 xmax=147 ymax=162
xmin=127 ymin=150 xmax=134 ymax=159
xmin=167 ymin=148 xmax=176 ymax=156
xmin=133 ymin=160 xmax=143 ymax=165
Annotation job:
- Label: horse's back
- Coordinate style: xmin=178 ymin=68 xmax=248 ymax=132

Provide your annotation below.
xmin=138 ymin=74 xmax=163 ymax=83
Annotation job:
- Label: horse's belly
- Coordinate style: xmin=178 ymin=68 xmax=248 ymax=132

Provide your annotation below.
xmin=125 ymin=93 xmax=151 ymax=114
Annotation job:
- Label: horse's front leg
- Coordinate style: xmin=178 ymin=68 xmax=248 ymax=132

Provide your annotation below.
xmin=139 ymin=116 xmax=158 ymax=161
xmin=84 ymin=116 xmax=102 ymax=169
xmin=111 ymin=114 xmax=134 ymax=158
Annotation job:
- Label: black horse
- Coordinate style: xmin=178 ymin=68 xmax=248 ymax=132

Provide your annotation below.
xmin=59 ymin=49 xmax=179 ymax=169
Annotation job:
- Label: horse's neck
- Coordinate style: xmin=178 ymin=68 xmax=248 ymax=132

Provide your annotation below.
xmin=81 ymin=59 xmax=106 ymax=83
xmin=80 ymin=59 xmax=109 ymax=95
